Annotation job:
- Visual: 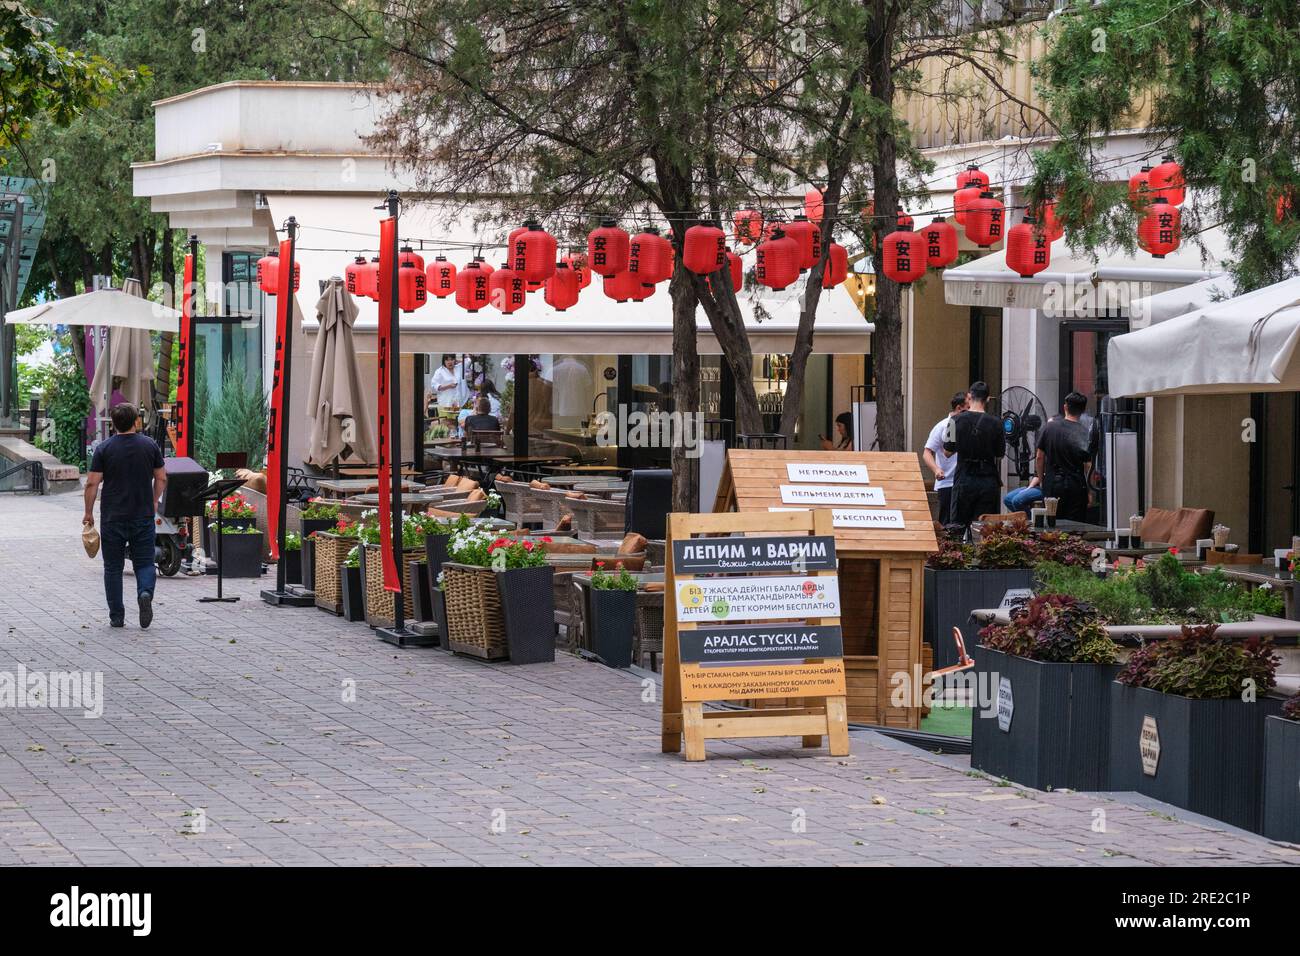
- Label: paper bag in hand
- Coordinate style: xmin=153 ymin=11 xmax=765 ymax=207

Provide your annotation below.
xmin=82 ymin=521 xmax=101 ymax=559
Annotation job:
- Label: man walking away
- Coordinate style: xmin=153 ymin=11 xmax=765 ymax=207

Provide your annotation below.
xmin=923 ymin=391 xmax=967 ymax=525
xmin=943 ymin=381 xmax=1005 ymax=534
xmin=1036 ymin=391 xmax=1096 ymax=523
xmin=83 ymin=403 xmax=167 ymax=628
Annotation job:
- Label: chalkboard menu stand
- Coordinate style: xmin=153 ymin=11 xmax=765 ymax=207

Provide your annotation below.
xmin=661 ymin=508 xmax=849 ymax=762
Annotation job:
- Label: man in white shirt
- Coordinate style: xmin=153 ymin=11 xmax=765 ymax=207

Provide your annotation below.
xmin=923 ymin=391 xmax=968 ymax=526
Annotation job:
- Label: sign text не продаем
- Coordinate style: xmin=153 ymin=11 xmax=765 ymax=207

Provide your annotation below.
xmin=785 ymin=462 xmax=869 ymax=484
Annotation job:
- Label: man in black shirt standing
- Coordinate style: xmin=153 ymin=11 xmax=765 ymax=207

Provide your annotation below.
xmin=943 ymin=381 xmax=1005 ymax=534
xmin=1036 ymin=391 xmax=1097 ymax=523
xmin=83 ymin=403 xmax=167 ymax=628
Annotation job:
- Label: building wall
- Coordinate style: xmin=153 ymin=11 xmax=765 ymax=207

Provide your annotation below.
xmin=908 ymin=274 xmax=970 ymax=454
xmin=1146 ymin=394 xmax=1251 ymax=539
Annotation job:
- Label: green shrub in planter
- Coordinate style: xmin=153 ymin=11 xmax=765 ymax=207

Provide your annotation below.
xmin=971 ymin=596 xmax=1120 ymax=791
xmin=1109 ymin=624 xmax=1281 ymax=832
xmin=340 ymin=545 xmax=365 ymax=621
xmin=584 ymin=562 xmax=638 ymax=668
xmin=213 ymin=526 xmax=263 ymax=578
xmin=282 ymin=532 xmax=302 ymax=585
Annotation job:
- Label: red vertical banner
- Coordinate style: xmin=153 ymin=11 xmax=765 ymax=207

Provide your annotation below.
xmin=376 ymin=217 xmax=400 ymax=591
xmin=265 ymin=237 xmax=293 ymax=560
xmin=174 ymin=254 xmax=194 ymax=457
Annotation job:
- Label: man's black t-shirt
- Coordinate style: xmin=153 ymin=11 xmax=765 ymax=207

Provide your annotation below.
xmin=1039 ymin=417 xmax=1095 ymax=480
xmin=464 ymin=414 xmax=501 ymax=433
xmin=90 ymin=433 xmax=164 ymax=522
xmin=943 ymin=410 xmax=1005 ymax=479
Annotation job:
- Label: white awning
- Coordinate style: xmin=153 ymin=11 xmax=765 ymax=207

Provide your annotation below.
xmin=1108 ymin=276 xmax=1300 ymax=397
xmin=942 ymin=230 xmax=1229 ymax=315
xmin=267 ymin=193 xmax=873 ymax=355
xmin=1128 ymin=274 xmax=1238 ymax=329
xmin=5 ymin=288 xmax=180 ymax=332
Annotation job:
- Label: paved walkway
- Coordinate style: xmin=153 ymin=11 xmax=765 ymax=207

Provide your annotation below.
xmin=1 ymin=492 xmax=1296 ymax=866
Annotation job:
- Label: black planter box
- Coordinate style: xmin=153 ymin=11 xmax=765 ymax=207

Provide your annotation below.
xmin=214 ymin=532 xmax=263 ymax=578
xmin=282 ymin=548 xmax=302 ymax=585
xmin=409 ymin=559 xmax=434 ymax=622
xmin=301 ymin=517 xmax=337 ymax=539
xmin=498 ymin=565 xmax=556 ymax=665
xmin=203 ymin=515 xmax=255 ymax=555
xmin=301 ymin=536 xmax=316 ymax=593
xmin=971 ymin=647 xmax=1118 ymax=791
xmin=1109 ymin=682 xmax=1281 ymax=833
xmin=585 ymin=587 xmax=636 ymax=668
xmin=1263 ymin=716 xmax=1300 ymax=842
xmin=924 ymin=567 xmax=1034 ymax=673
xmin=431 ymin=588 xmax=449 ymax=649
xmin=340 ymin=565 xmax=365 ymax=621
xmin=424 ymin=534 xmax=452 ymax=586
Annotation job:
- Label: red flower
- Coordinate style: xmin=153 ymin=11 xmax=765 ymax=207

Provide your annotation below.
xmin=541 ymin=536 xmax=552 ymax=543
xmin=522 ymin=540 xmax=535 ymax=551
xmin=595 ymin=561 xmax=606 ymax=567
xmin=1168 ymin=547 xmax=1180 ymax=555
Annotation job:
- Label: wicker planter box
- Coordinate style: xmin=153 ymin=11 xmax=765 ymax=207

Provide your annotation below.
xmin=971 ymin=647 xmax=1119 ymax=791
xmin=214 ymin=532 xmax=262 ymax=578
xmin=584 ymin=587 xmax=636 ymax=668
xmin=443 ymin=563 xmax=555 ymax=664
xmin=924 ymin=567 xmax=1034 ymax=673
xmin=1109 ymin=682 xmax=1281 ymax=832
xmin=340 ymin=565 xmax=365 ymax=621
xmin=361 ymin=543 xmax=424 ymax=629
xmin=1262 ymin=716 xmax=1300 ymax=842
xmin=313 ymin=533 xmax=351 ymax=614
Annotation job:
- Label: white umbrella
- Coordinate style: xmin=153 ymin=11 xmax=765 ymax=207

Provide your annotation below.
xmin=304 ymin=277 xmax=376 ymax=466
xmin=5 ymin=287 xmax=180 ymax=332
xmin=88 ymin=279 xmax=158 ymax=413
xmin=1108 ymin=276 xmax=1300 ymax=397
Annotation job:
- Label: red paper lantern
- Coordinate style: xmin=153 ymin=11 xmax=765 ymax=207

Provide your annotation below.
xmin=345 ymin=255 xmax=376 ymax=299
xmin=896 ymin=210 xmax=915 ymax=232
xmin=563 ymin=252 xmax=591 ymax=289
xmin=725 ymin=251 xmax=743 ymax=292
xmin=1149 ymin=155 xmax=1185 ymax=206
xmin=543 ymin=262 xmax=580 ymax=311
xmin=516 ymin=223 xmax=558 ymax=284
xmin=881 ymin=230 xmax=926 ymax=285
xmin=257 ymin=253 xmax=299 ymax=295
xmin=755 ymin=228 xmax=801 ymax=290
xmin=1129 ymin=165 xmax=1153 ymax=211
xmin=399 ymin=246 xmax=425 ymax=273
xmin=956 ymin=164 xmax=989 ymax=192
xmin=783 ymin=215 xmax=822 ymax=272
xmin=733 ymin=208 xmax=763 ymax=245
xmin=455 ymin=260 xmax=492 ymax=313
xmin=426 ymin=256 xmax=456 ymax=298
xmin=921 ymin=218 xmax=959 ymax=269
xmin=1138 ymin=197 xmax=1181 ymax=258
xmin=804 ymin=188 xmax=825 ymax=224
xmin=628 ymin=226 xmax=672 ymax=285
xmin=1005 ymin=218 xmax=1052 ymax=278
xmin=964 ymin=191 xmax=1006 ymax=248
xmin=953 ymin=186 xmax=982 ymax=226
xmin=603 ymin=269 xmax=653 ymax=303
xmin=398 ymin=260 xmax=428 ymax=312
xmin=821 ymin=242 xmax=849 ymax=288
xmin=364 ymin=257 xmax=380 ymax=301
xmin=489 ymin=263 xmax=527 ymax=313
xmin=587 ymin=219 xmax=630 ymax=276
xmin=1038 ymin=199 xmax=1065 ymax=242
xmin=682 ymin=224 xmax=727 ymax=275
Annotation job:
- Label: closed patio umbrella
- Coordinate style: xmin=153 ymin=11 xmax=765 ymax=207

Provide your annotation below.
xmin=305 ymin=277 xmax=375 ymax=467
xmin=88 ymin=278 xmax=157 ymax=413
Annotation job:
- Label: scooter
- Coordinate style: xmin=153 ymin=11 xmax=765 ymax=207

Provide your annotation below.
xmin=153 ymin=512 xmax=192 ymax=576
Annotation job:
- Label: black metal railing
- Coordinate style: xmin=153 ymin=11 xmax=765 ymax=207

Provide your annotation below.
xmin=0 ymin=460 xmax=46 ymax=495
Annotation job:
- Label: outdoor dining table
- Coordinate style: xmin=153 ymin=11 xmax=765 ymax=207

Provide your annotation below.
xmin=542 ymin=464 xmax=631 ymax=478
xmin=315 ymin=478 xmax=426 ymax=499
xmin=1201 ymin=564 xmax=1300 ymax=621
xmin=570 ymin=482 xmax=629 ymax=499
xmin=1044 ymin=518 xmax=1120 ymax=541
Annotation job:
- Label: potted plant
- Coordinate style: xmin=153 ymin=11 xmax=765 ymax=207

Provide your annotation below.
xmin=971 ymin=595 xmax=1121 ymax=791
xmin=212 ymin=524 xmax=263 ymax=578
xmin=340 ymin=545 xmax=365 ymax=621
xmin=300 ymin=497 xmax=341 ymax=539
xmin=1262 ymin=693 xmax=1300 ymax=842
xmin=583 ymin=561 xmax=638 ymax=668
xmin=1109 ymin=623 xmax=1281 ymax=833
xmin=281 ymin=531 xmax=303 ymax=585
xmin=924 ymin=525 xmax=1094 ymax=672
xmin=442 ymin=528 xmax=555 ymax=664
xmin=202 ymin=492 xmax=257 ymax=555
xmin=360 ymin=510 xmax=435 ymax=628
xmin=312 ymin=516 xmax=360 ymax=615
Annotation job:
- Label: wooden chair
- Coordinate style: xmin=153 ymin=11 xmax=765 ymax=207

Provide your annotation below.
xmin=978 ymin=511 xmax=1029 ymax=530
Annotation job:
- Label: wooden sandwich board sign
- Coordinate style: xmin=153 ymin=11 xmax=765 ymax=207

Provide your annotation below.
xmin=661 ymin=508 xmax=850 ymax=761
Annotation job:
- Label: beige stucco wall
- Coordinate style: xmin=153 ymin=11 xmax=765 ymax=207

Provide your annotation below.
xmin=1147 ymin=394 xmax=1251 ymax=540
xmin=909 ymin=274 xmax=970 ymax=456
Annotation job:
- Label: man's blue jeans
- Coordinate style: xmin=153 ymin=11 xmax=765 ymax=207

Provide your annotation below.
xmin=1004 ymin=485 xmax=1044 ymax=516
xmin=101 ymin=517 xmax=156 ymax=619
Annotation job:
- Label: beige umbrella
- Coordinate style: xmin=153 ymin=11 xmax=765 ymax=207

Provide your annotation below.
xmin=305 ymin=277 xmax=376 ymax=466
xmin=88 ymin=279 xmax=158 ymax=414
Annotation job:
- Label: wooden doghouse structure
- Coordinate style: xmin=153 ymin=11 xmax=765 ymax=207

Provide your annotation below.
xmin=713 ymin=449 xmax=938 ymax=728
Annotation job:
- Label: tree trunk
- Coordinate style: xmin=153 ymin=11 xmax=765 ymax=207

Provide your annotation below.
xmin=867 ymin=0 xmax=906 ymax=452
xmin=668 ymin=268 xmax=701 ymax=514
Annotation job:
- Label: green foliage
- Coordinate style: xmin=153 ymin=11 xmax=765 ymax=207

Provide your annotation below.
xmin=192 ymin=360 xmax=267 ymax=473
xmin=926 ymin=525 xmax=1095 ymax=570
xmin=1035 ymin=554 xmax=1284 ymax=625
xmin=590 ymin=562 xmax=638 ymax=591
xmin=980 ymin=594 xmax=1119 ymax=664
xmin=40 ymin=349 xmax=89 ymax=466
xmin=283 ymin=531 xmax=302 ymax=552
xmin=300 ymin=498 xmax=340 ymax=522
xmin=344 ymin=545 xmax=360 ymax=568
xmin=1029 ymin=0 xmax=1300 ymax=291
xmin=1118 ymin=625 xmax=1279 ymax=700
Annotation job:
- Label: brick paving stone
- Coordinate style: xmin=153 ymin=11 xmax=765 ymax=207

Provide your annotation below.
xmin=1 ymin=492 xmax=1298 ymax=866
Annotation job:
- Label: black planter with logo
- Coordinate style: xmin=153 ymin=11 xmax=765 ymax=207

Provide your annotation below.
xmin=1109 ymin=682 xmax=1281 ymax=833
xmin=498 ymin=565 xmax=556 ymax=665
xmin=214 ymin=531 xmax=263 ymax=578
xmin=340 ymin=565 xmax=365 ymax=622
xmin=970 ymin=647 xmax=1118 ymax=791
xmin=1262 ymin=715 xmax=1300 ymax=842
xmin=585 ymin=587 xmax=636 ymax=669
xmin=924 ymin=567 xmax=1034 ymax=672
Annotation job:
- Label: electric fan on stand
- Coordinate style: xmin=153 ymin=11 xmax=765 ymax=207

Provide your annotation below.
xmin=994 ymin=385 xmax=1048 ymax=482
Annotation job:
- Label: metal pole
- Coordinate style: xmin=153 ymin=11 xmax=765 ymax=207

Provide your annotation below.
xmin=1 ymin=197 xmax=21 ymax=420
xmin=513 ymin=353 xmax=529 ymax=459
xmin=388 ymin=191 xmax=406 ymax=634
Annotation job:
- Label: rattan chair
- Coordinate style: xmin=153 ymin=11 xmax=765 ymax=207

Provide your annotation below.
xmin=565 ymin=495 xmax=627 ymax=534
xmin=634 ymin=592 xmax=664 ymax=671
xmin=495 ymin=477 xmax=543 ymax=527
